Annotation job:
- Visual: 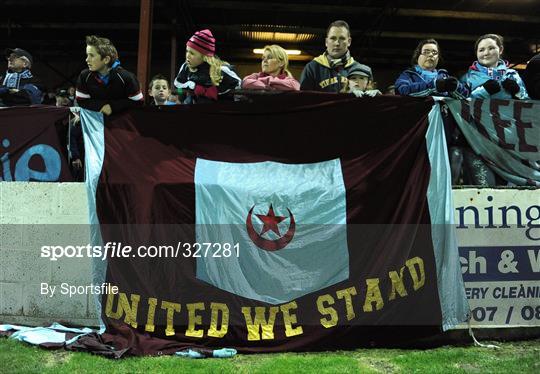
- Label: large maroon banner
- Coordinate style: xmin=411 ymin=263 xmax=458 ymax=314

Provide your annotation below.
xmin=78 ymin=93 xmax=468 ymax=355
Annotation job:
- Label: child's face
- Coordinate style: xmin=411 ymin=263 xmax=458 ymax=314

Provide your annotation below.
xmin=348 ymin=75 xmax=369 ymax=92
xmin=186 ymin=47 xmax=204 ymax=69
xmin=86 ymin=45 xmax=110 ymax=74
xmin=476 ymin=38 xmax=502 ymax=69
xmin=149 ymin=79 xmax=171 ymax=103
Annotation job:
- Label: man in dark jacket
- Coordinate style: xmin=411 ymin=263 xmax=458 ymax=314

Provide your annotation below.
xmin=300 ymin=20 xmax=364 ymax=93
xmin=0 ymin=48 xmax=43 ymax=106
xmin=524 ymin=53 xmax=540 ymax=100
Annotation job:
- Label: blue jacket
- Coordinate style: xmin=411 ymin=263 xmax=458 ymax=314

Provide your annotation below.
xmin=463 ymin=60 xmax=529 ymax=100
xmin=0 ymin=69 xmax=43 ymax=106
xmin=395 ymin=67 xmax=469 ymax=99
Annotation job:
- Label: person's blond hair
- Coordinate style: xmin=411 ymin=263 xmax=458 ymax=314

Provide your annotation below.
xmin=263 ymin=45 xmax=293 ymax=77
xmin=203 ymin=55 xmax=232 ymax=86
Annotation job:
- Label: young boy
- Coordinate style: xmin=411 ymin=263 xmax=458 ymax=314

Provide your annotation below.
xmin=76 ymin=35 xmax=143 ymax=115
xmin=148 ymin=74 xmax=177 ymax=106
xmin=346 ymin=64 xmax=381 ymax=97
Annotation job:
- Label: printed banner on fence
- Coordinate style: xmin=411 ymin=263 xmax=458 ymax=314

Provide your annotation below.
xmin=452 ymin=188 xmax=540 ymax=328
xmin=0 ymin=106 xmax=72 ymax=182
xmin=81 ymin=93 xmax=468 ymax=355
xmin=447 ymin=99 xmax=540 ymax=186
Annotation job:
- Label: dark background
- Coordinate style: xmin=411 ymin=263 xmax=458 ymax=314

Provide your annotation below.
xmin=2 ymin=0 xmax=539 ymax=92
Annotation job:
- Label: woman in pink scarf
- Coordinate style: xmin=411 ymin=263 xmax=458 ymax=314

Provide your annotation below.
xmin=242 ymin=45 xmax=300 ymax=91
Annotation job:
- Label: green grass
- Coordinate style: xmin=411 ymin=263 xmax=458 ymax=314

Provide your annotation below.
xmin=0 ymin=338 xmax=538 ymax=373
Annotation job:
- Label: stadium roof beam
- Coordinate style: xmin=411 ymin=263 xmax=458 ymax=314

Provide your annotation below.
xmin=0 ymin=22 xmax=533 ymax=42
xmin=201 ymin=25 xmax=527 ymax=42
xmin=189 ymin=1 xmax=540 ymax=23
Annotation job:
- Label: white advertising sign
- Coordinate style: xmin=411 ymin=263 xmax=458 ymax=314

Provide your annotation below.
xmin=453 ymin=188 xmax=540 ymax=328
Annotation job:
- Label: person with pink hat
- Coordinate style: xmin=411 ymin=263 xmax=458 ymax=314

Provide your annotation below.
xmin=174 ymin=29 xmax=241 ymax=104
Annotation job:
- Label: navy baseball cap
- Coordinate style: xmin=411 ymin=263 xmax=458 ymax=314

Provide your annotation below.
xmin=56 ymin=89 xmax=69 ymax=98
xmin=6 ymin=48 xmax=33 ymax=65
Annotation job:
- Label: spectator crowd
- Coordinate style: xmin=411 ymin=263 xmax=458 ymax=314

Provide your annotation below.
xmin=2 ymin=20 xmax=539 ymax=186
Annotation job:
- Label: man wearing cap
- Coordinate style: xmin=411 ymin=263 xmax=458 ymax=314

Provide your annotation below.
xmin=0 ymin=48 xmax=43 ymax=106
xmin=346 ymin=64 xmax=381 ymax=97
xmin=300 ymin=20 xmax=365 ymax=93
xmin=55 ymin=89 xmax=72 ymax=107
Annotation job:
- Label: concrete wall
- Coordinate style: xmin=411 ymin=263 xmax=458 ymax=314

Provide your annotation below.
xmin=1 ymin=183 xmax=538 ymax=329
xmin=0 ymin=182 xmax=99 ymax=327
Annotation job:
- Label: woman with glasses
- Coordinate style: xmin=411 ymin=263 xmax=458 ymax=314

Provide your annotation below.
xmin=395 ymin=39 xmax=469 ymax=98
xmin=242 ymin=45 xmax=300 ymax=91
xmin=463 ymin=34 xmax=529 ymax=99
xmin=396 ymin=39 xmax=471 ymax=186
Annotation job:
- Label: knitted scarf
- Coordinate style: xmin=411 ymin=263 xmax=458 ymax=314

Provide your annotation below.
xmin=415 ymin=65 xmax=438 ymax=82
xmin=2 ymin=69 xmax=33 ymax=89
xmin=326 ymin=51 xmax=351 ymax=69
xmin=471 ymin=60 xmax=508 ymax=81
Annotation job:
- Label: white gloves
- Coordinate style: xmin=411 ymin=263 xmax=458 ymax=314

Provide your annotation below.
xmin=352 ymin=89 xmax=381 ymax=97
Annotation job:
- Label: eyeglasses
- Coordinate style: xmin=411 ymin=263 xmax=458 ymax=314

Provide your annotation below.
xmin=420 ymin=50 xmax=439 ymax=56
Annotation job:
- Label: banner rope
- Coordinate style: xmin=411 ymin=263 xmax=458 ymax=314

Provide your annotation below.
xmin=467 ymin=315 xmax=500 ymax=349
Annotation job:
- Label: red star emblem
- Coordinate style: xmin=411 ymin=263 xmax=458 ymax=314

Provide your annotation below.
xmin=255 ymin=204 xmax=286 ymax=236
xmin=246 ymin=204 xmax=296 ymax=251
